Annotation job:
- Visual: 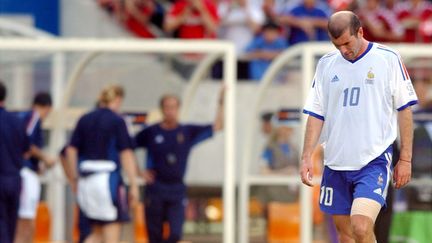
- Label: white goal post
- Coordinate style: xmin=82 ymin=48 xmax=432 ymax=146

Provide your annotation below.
xmin=0 ymin=38 xmax=237 ymax=243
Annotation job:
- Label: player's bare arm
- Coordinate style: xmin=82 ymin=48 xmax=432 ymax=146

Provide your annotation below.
xmin=394 ymin=107 xmax=414 ymax=189
xmin=65 ymin=146 xmax=79 ymax=193
xmin=300 ymin=116 xmax=323 ymax=187
xmin=120 ymin=149 xmax=139 ymax=208
xmin=213 ymin=86 xmax=225 ymax=132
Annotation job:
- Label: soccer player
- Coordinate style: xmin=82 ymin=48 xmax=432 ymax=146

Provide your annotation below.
xmin=0 ymin=81 xmax=30 ymax=243
xmin=135 ymin=90 xmax=224 ymax=243
xmin=15 ymin=92 xmax=56 ymax=243
xmin=66 ymin=85 xmax=139 ymax=243
xmin=300 ymin=11 xmax=417 ymax=243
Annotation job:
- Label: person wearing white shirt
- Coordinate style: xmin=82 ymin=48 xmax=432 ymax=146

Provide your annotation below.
xmin=218 ymin=0 xmax=265 ymax=57
xmin=300 ymin=11 xmax=417 ymax=243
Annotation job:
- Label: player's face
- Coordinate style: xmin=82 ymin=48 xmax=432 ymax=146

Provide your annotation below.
xmin=331 ymin=28 xmax=363 ymax=61
xmin=38 ymin=106 xmax=52 ymax=119
xmin=109 ymin=96 xmax=123 ymax=113
xmin=162 ymin=97 xmax=180 ymax=123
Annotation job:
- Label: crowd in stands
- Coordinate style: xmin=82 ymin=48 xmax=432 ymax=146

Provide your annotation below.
xmin=97 ymin=0 xmax=432 ymax=79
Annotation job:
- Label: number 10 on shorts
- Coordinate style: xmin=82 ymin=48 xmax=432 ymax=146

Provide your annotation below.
xmin=320 ymin=186 xmax=334 ymax=206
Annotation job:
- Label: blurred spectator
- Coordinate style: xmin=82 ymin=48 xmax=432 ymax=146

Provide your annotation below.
xmin=262 ymin=0 xmax=292 ymax=22
xmin=328 ymin=0 xmax=354 ymax=12
xmin=394 ymin=0 xmax=432 ymax=43
xmin=409 ymin=76 xmax=432 ymax=210
xmin=98 ymin=0 xmax=134 ymax=25
xmin=164 ymin=0 xmax=219 ymax=39
xmin=261 ymin=111 xmax=274 ymax=135
xmin=245 ymin=21 xmax=287 ymax=80
xmin=278 ymin=0 xmax=330 ymax=45
xmin=260 ymin=125 xmax=298 ymax=174
xmin=218 ymin=0 xmax=265 ymax=57
xmin=124 ymin=0 xmax=165 ymax=38
xmin=357 ymin=0 xmax=403 ymax=42
xmin=260 ymin=109 xmax=299 ymax=174
xmin=98 ymin=0 xmax=124 ymax=15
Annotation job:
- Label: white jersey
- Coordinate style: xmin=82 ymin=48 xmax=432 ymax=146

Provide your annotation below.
xmin=304 ymin=42 xmax=418 ymax=170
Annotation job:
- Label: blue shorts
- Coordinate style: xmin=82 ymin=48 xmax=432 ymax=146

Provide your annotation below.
xmin=319 ymin=146 xmax=393 ymax=215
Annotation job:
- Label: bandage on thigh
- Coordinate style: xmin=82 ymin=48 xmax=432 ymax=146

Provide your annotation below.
xmin=350 ymin=198 xmax=381 ymax=222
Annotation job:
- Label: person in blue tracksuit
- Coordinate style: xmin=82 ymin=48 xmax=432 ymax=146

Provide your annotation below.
xmin=15 ymin=92 xmax=56 ymax=243
xmin=0 ymin=81 xmax=30 ymax=243
xmin=65 ymin=85 xmax=139 ymax=243
xmin=135 ymin=90 xmax=224 ymax=243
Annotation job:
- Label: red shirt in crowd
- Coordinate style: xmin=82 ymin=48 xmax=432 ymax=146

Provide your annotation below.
xmin=395 ymin=0 xmax=432 ymax=43
xmin=167 ymin=0 xmax=219 ymax=39
xmin=125 ymin=1 xmax=157 ymax=38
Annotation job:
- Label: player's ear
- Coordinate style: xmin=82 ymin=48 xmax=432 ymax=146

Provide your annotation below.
xmin=357 ymin=27 xmax=363 ymax=38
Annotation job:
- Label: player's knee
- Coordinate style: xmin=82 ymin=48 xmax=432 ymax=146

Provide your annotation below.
xmin=337 ymin=233 xmax=355 ymax=243
xmin=351 ymin=216 xmax=373 ymax=239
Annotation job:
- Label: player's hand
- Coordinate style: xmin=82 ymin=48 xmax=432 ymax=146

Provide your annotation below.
xmin=128 ymin=184 xmax=139 ymax=208
xmin=45 ymin=157 xmax=57 ymax=168
xmin=300 ymin=158 xmax=314 ymax=187
xmin=393 ymin=159 xmax=412 ymax=189
xmin=141 ymin=170 xmax=155 ymax=184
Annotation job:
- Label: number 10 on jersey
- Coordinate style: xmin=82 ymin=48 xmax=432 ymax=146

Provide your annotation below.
xmin=320 ymin=186 xmax=333 ymax=206
xmin=343 ymin=87 xmax=360 ymax=107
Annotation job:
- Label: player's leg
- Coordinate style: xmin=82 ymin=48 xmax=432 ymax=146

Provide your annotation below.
xmin=319 ymin=166 xmax=355 ymax=242
xmin=165 ymin=198 xmax=186 ymax=243
xmin=14 ymin=219 xmax=34 ymax=243
xmin=351 ymin=146 xmax=392 ymax=243
xmin=145 ymin=191 xmax=164 ymax=243
xmin=15 ymin=168 xmax=41 ymax=243
xmin=350 ymin=198 xmax=381 ymax=243
xmin=83 ymin=225 xmax=102 ymax=243
xmin=1 ymin=177 xmax=21 ymax=243
xmin=332 ymin=215 xmax=354 ymax=243
xmin=78 ymin=208 xmax=92 ymax=243
xmin=101 ymin=223 xmax=121 ymax=243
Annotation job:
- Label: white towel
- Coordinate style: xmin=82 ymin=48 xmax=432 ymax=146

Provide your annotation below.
xmin=77 ymin=160 xmax=118 ymax=221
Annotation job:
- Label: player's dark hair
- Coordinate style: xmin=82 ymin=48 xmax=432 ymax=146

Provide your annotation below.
xmin=328 ymin=11 xmax=361 ymax=39
xmin=261 ymin=112 xmax=273 ymax=122
xmin=33 ymin=92 xmax=52 ymax=106
xmin=159 ymin=94 xmax=181 ymax=109
xmin=262 ymin=21 xmax=281 ymax=32
xmin=0 ymin=81 xmax=6 ymax=102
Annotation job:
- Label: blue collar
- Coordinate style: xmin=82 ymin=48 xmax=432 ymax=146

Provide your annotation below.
xmin=346 ymin=42 xmax=373 ymax=63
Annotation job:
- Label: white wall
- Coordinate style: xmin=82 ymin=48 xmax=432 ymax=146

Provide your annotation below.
xmin=61 ymin=0 xmax=130 ymax=37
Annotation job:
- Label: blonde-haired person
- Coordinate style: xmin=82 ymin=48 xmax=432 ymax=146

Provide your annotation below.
xmin=65 ymin=85 xmax=139 ymax=243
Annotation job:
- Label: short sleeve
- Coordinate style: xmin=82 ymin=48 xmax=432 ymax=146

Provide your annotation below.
xmin=188 ymin=124 xmax=213 ymax=146
xmin=70 ymin=118 xmax=83 ymax=149
xmin=29 ymin=121 xmax=43 ymax=148
xmin=303 ymin=60 xmax=325 ymax=120
xmin=115 ymin=118 xmax=133 ymax=151
xmin=391 ymin=54 xmax=418 ymax=111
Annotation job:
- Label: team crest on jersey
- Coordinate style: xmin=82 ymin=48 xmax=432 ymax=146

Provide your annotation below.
xmin=377 ymin=173 xmax=384 ymax=186
xmin=366 ymin=68 xmax=375 ymax=84
xmin=155 ymin=135 xmax=164 ymax=144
